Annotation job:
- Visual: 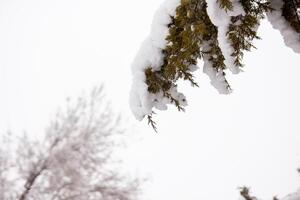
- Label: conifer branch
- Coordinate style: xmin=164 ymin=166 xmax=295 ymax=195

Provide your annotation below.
xmin=217 ymin=0 xmax=233 ymax=11
xmin=147 ymin=113 xmax=158 ymax=132
xmin=283 ymin=0 xmax=300 ymax=33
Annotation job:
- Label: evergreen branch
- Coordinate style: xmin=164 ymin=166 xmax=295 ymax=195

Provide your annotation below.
xmin=147 ymin=113 xmax=157 ymax=132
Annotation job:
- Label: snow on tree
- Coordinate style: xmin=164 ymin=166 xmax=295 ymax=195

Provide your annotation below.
xmin=268 ymin=0 xmax=300 ymax=53
xmin=239 ymin=169 xmax=300 ymax=200
xmin=0 ymin=86 xmax=140 ymax=200
xmin=239 ymin=185 xmax=300 ymax=200
xmin=129 ymin=0 xmax=300 ymax=127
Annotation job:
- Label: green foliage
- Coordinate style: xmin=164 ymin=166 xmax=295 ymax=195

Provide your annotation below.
xmin=145 ymin=0 xmax=274 ymax=101
xmin=227 ymin=0 xmax=273 ymax=68
xmin=143 ymin=0 xmax=299 ymax=130
xmin=217 ymin=0 xmax=233 ymax=11
xmin=201 ymin=1 xmax=231 ymax=90
xmin=145 ymin=0 xmax=231 ymax=127
xmin=161 ymin=0 xmax=203 ymax=85
xmin=282 ymin=0 xmax=300 ymax=33
xmin=146 ymin=0 xmax=203 ymax=103
xmin=145 ymin=0 xmax=229 ymax=103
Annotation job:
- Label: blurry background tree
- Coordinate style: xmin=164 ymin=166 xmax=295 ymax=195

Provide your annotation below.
xmin=0 ymin=86 xmax=140 ymax=200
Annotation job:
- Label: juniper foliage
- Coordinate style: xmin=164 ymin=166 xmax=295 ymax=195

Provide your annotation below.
xmin=146 ymin=0 xmax=231 ymax=127
xmin=137 ymin=0 xmax=300 ymax=129
xmin=282 ymin=0 xmax=300 ymax=33
xmin=227 ymin=0 xmax=273 ymax=68
xmin=217 ymin=0 xmax=234 ymax=11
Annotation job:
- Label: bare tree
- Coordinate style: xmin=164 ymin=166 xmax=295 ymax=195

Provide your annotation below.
xmin=0 ymin=86 xmax=140 ymax=200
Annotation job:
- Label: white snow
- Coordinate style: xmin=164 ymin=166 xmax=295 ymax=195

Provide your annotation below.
xmin=130 ymin=0 xmax=300 ymax=120
xmin=284 ymin=189 xmax=300 ymax=200
xmin=202 ymin=40 xmax=231 ymax=94
xmin=206 ymin=0 xmax=245 ymax=74
xmin=130 ymin=0 xmax=182 ymax=120
xmin=267 ymin=0 xmax=300 ymax=54
xmin=129 ymin=0 xmax=242 ymax=120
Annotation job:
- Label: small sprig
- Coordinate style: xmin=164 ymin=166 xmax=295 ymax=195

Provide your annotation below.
xmin=217 ymin=0 xmax=233 ymax=12
xmin=239 ymin=187 xmax=257 ymax=200
xmin=147 ymin=112 xmax=157 ymax=132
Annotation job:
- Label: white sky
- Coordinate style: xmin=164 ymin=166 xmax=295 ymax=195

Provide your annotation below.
xmin=0 ymin=0 xmax=299 ymax=200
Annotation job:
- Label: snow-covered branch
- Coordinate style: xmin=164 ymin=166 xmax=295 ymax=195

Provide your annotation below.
xmin=130 ymin=0 xmax=300 ymax=127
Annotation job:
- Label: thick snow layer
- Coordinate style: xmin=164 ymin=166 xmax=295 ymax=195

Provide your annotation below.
xmin=267 ymin=0 xmax=300 ymax=54
xmin=202 ymin=41 xmax=231 ymax=94
xmin=130 ymin=0 xmax=300 ymax=120
xmin=206 ymin=0 xmax=245 ymax=74
xmin=130 ymin=0 xmax=240 ymax=120
xmin=130 ymin=0 xmax=182 ymax=120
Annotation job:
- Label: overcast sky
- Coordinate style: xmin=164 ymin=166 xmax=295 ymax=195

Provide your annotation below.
xmin=0 ymin=0 xmax=299 ymax=200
